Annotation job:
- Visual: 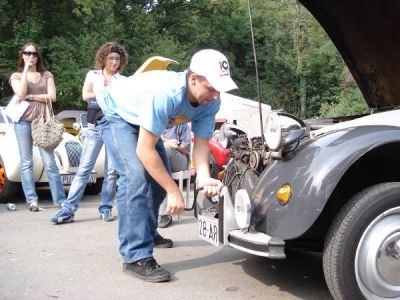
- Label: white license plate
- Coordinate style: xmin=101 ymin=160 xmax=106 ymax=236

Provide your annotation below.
xmin=61 ymin=173 xmax=96 ymax=185
xmin=198 ymin=213 xmax=219 ymax=246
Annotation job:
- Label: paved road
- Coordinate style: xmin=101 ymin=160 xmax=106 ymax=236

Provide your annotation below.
xmin=0 ymin=189 xmax=332 ymax=300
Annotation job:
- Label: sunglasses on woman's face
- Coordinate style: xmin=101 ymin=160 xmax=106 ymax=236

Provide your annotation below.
xmin=22 ymin=51 xmax=39 ymax=57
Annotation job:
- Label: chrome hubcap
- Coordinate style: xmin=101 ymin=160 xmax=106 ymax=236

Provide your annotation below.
xmin=355 ymin=207 xmax=400 ymax=299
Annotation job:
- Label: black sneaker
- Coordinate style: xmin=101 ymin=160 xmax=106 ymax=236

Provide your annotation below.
xmin=158 ymin=215 xmax=172 ymax=228
xmin=123 ymin=257 xmax=170 ymax=282
xmin=154 ymin=234 xmax=173 ymax=248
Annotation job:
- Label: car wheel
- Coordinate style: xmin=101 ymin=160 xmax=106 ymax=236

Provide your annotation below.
xmin=84 ymin=178 xmax=104 ymax=195
xmin=0 ymin=158 xmax=18 ymax=204
xmin=210 ymin=153 xmax=219 ymax=179
xmin=323 ymin=182 xmax=400 ymax=300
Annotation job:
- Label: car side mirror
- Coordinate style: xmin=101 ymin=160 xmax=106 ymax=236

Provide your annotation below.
xmin=280 ymin=128 xmax=306 ymax=148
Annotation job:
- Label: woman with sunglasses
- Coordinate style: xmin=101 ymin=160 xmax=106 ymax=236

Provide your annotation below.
xmin=9 ymin=42 xmax=66 ymax=211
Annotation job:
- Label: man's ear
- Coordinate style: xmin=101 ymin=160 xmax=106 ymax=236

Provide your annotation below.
xmin=188 ymin=73 xmax=197 ymax=87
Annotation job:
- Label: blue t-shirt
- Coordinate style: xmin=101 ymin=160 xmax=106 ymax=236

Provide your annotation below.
xmin=97 ymin=70 xmax=220 ymax=139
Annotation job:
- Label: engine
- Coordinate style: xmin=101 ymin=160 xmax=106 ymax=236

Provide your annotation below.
xmin=221 ymin=112 xmax=306 ymax=197
xmin=223 ymin=135 xmax=271 ymax=197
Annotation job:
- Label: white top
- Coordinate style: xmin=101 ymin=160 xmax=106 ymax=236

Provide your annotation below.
xmin=84 ymin=69 xmax=124 ymax=104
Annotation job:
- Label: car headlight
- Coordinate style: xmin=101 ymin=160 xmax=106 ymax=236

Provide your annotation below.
xmin=72 ymin=122 xmax=81 ymax=131
xmin=234 ymin=189 xmax=252 ymax=229
xmin=264 ymin=111 xmax=281 ymax=150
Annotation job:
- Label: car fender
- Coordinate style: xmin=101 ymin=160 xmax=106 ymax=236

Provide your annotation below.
xmin=208 ymin=139 xmax=229 ymax=169
xmin=0 ymin=109 xmax=103 ymax=184
xmin=0 ymin=128 xmax=43 ymax=182
xmin=0 ymin=128 xmax=21 ymax=182
xmin=251 ymin=125 xmax=400 ymax=240
xmin=0 ymin=130 xmax=103 ymax=183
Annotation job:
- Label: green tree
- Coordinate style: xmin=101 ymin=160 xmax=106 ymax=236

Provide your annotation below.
xmin=0 ymin=0 xmax=364 ymax=118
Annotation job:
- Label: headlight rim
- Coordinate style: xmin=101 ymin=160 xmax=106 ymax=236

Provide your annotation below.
xmin=264 ymin=111 xmax=282 ymax=150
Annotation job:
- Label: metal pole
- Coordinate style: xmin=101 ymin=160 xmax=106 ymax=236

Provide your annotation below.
xmin=247 ymin=0 xmax=265 ymax=145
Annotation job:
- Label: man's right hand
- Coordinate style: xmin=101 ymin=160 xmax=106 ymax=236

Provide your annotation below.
xmin=166 ymin=189 xmax=185 ymax=215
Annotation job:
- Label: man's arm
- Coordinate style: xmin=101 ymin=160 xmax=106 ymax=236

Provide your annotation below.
xmin=193 ymin=137 xmax=223 ymax=196
xmin=137 ymin=127 xmax=185 ymax=214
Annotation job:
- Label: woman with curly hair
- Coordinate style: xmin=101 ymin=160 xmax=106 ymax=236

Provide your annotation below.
xmin=9 ymin=42 xmax=66 ymax=211
xmin=51 ymin=42 xmax=128 ymax=224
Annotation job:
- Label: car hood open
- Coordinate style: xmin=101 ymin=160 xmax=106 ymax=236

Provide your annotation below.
xmin=299 ymin=0 xmax=400 ymax=109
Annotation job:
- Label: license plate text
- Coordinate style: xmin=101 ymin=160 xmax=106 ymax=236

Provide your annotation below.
xmin=198 ymin=214 xmax=219 ymax=246
xmin=61 ymin=173 xmax=96 ymax=185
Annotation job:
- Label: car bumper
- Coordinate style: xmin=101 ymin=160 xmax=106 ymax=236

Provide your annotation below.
xmin=198 ymin=187 xmax=286 ymax=259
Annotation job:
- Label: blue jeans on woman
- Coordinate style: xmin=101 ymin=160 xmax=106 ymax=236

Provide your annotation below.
xmin=97 ymin=116 xmax=169 ymax=263
xmin=61 ymin=125 xmax=117 ymax=215
xmin=14 ymin=120 xmax=66 ymax=205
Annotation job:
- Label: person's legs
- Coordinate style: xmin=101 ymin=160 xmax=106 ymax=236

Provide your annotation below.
xmin=97 ymin=116 xmax=170 ymax=282
xmin=14 ymin=120 xmax=38 ymax=205
xmin=38 ymin=147 xmax=66 ymax=205
xmin=98 ymin=148 xmax=118 ymax=215
xmin=59 ymin=127 xmax=103 ymax=215
xmin=168 ymin=148 xmax=189 ymax=173
xmin=148 ymin=140 xmax=169 ymax=235
xmin=97 ymin=116 xmax=153 ymax=262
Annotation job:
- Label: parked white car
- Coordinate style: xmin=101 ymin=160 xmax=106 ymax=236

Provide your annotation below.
xmin=0 ymin=107 xmax=105 ymax=203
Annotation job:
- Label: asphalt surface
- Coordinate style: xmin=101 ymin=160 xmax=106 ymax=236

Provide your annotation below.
xmin=0 ymin=188 xmax=333 ymax=300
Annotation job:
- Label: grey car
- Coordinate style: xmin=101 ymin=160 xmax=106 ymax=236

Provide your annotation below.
xmin=196 ymin=1 xmax=400 ymax=299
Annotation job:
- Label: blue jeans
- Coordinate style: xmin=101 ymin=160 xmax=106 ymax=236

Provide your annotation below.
xmin=14 ymin=120 xmax=66 ymax=205
xmin=61 ymin=125 xmax=117 ymax=215
xmin=97 ymin=116 xmax=169 ymax=263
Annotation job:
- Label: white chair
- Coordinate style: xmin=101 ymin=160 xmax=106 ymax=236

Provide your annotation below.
xmin=171 ymin=169 xmax=192 ymax=222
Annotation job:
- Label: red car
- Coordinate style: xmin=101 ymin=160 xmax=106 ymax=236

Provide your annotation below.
xmin=208 ymin=138 xmax=230 ymax=179
xmin=190 ymin=133 xmax=229 ymax=179
xmin=190 ymin=118 xmax=246 ymax=179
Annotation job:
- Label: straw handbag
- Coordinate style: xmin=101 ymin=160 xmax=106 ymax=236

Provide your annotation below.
xmin=31 ymin=96 xmax=64 ymax=150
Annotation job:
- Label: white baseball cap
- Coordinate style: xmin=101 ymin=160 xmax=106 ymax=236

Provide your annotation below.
xmin=189 ymin=49 xmax=238 ymax=92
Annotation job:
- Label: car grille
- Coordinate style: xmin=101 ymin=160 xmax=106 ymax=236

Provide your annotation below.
xmin=65 ymin=141 xmax=82 ymax=168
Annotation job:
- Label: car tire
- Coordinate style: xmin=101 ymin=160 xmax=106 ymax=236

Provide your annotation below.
xmin=0 ymin=158 xmax=19 ymax=204
xmin=323 ymin=182 xmax=400 ymax=300
xmin=84 ymin=178 xmax=104 ymax=195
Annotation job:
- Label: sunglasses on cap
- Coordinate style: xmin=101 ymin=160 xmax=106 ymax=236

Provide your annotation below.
xmin=22 ymin=51 xmax=39 ymax=57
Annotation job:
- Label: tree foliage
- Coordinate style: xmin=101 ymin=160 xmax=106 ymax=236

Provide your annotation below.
xmin=0 ymin=0 xmax=366 ymax=117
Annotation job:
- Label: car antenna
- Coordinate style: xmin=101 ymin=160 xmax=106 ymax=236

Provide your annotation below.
xmin=247 ymin=0 xmax=265 ymax=145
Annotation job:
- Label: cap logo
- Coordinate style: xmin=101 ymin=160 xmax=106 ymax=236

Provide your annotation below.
xmin=219 ymin=60 xmax=230 ymax=77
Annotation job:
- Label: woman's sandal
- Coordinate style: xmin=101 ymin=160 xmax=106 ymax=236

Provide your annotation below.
xmin=29 ymin=202 xmax=39 ymax=212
